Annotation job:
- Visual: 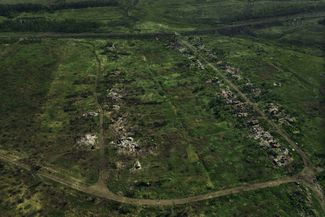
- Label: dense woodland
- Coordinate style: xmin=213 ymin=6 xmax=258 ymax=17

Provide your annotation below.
xmin=0 ymin=0 xmax=118 ymax=16
xmin=0 ymin=18 xmax=100 ymax=32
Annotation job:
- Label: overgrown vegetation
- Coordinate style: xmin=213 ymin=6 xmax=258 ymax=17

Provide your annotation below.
xmin=0 ymin=0 xmax=118 ymax=16
xmin=0 ymin=0 xmax=324 ymax=216
xmin=0 ymin=40 xmax=60 ymax=154
xmin=0 ymin=18 xmax=100 ymax=32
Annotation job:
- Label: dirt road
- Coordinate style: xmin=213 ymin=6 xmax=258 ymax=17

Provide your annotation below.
xmin=0 ymin=150 xmax=298 ymax=206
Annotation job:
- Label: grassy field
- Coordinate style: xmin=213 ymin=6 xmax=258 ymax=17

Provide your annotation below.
xmin=0 ymin=0 xmax=324 ymax=216
xmin=0 ymin=40 xmax=60 ymax=154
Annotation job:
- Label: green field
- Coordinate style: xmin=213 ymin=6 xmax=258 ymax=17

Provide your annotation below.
xmin=0 ymin=0 xmax=324 ymax=216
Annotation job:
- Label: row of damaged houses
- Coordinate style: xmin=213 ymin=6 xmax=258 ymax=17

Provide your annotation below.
xmin=218 ymin=87 xmax=293 ymax=166
xmin=267 ymin=103 xmax=298 ymax=129
xmin=169 ymin=36 xmax=294 ymax=167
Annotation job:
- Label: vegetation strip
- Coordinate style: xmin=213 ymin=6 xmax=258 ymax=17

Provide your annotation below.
xmin=0 ymin=1 xmax=118 ymax=16
xmin=0 ymin=11 xmax=323 ymax=36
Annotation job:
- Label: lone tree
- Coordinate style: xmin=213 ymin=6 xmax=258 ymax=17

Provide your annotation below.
xmin=120 ymin=0 xmax=139 ymax=17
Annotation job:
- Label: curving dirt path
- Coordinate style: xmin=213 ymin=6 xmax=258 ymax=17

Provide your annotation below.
xmin=0 ymin=150 xmax=299 ymax=206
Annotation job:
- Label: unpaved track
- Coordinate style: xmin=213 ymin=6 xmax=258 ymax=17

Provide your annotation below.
xmin=90 ymin=43 xmax=107 ymax=186
xmin=0 ymin=150 xmax=298 ymax=206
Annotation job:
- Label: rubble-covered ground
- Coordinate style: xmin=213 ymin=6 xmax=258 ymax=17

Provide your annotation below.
xmin=0 ymin=35 xmax=324 ymax=216
xmin=0 ymin=34 xmax=324 ymax=216
xmin=0 ymin=0 xmax=324 ymax=216
xmin=101 ymin=39 xmax=306 ymax=199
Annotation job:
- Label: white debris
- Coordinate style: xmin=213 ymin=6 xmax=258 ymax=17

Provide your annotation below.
xmin=82 ymin=111 xmax=99 ymax=117
xmin=197 ymin=60 xmax=205 ymax=70
xmin=217 ymin=61 xmax=223 ymax=65
xmin=112 ymin=105 xmax=120 ymax=111
xmin=133 ymin=160 xmax=142 ymax=170
xmin=268 ymin=103 xmax=279 ymax=116
xmin=107 ymin=87 xmax=123 ymax=100
xmin=76 ymin=134 xmax=98 ymax=150
xmin=273 ymin=82 xmax=282 ymax=87
xmin=117 ymin=136 xmax=140 ymax=154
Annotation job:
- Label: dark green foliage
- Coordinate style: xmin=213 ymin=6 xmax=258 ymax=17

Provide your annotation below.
xmin=0 ymin=18 xmax=100 ymax=32
xmin=227 ymin=3 xmax=325 ymax=22
xmin=0 ymin=1 xmax=324 ymax=216
xmin=0 ymin=41 xmax=59 ymax=151
xmin=0 ymin=0 xmax=118 ymax=16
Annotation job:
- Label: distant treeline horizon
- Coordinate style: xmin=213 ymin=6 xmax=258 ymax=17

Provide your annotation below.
xmin=0 ymin=0 xmax=118 ymax=16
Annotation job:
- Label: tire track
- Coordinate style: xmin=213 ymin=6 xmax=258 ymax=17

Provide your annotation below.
xmin=0 ymin=151 xmax=298 ymax=206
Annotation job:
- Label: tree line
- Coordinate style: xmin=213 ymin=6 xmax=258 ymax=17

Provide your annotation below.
xmin=231 ymin=4 xmax=325 ymax=22
xmin=0 ymin=0 xmax=118 ymax=16
xmin=0 ymin=18 xmax=100 ymax=33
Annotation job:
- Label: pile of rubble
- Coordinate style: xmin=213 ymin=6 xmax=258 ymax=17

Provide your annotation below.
xmin=219 ymin=88 xmax=251 ymax=118
xmin=106 ymin=86 xmax=141 ymax=156
xmin=249 ymin=120 xmax=293 ymax=167
xmin=116 ymin=136 xmax=140 ymax=154
xmin=225 ymin=65 xmax=242 ymax=80
xmin=82 ymin=111 xmax=99 ymax=118
xmin=267 ymin=103 xmax=297 ymax=127
xmin=205 ymin=76 xmax=223 ymax=86
xmin=107 ymin=87 xmax=123 ymax=101
xmin=109 ymin=116 xmax=140 ymax=155
xmin=166 ymin=37 xmax=181 ymax=50
xmin=180 ymin=49 xmax=205 ymax=70
xmin=76 ymin=133 xmax=98 ymax=151
xmin=130 ymin=160 xmax=142 ymax=172
xmin=243 ymin=81 xmax=262 ymax=98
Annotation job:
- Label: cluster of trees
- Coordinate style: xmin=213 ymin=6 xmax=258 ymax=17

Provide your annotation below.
xmin=0 ymin=18 xmax=100 ymax=33
xmin=0 ymin=4 xmax=43 ymax=16
xmin=0 ymin=0 xmax=118 ymax=16
xmin=222 ymin=4 xmax=325 ymax=22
